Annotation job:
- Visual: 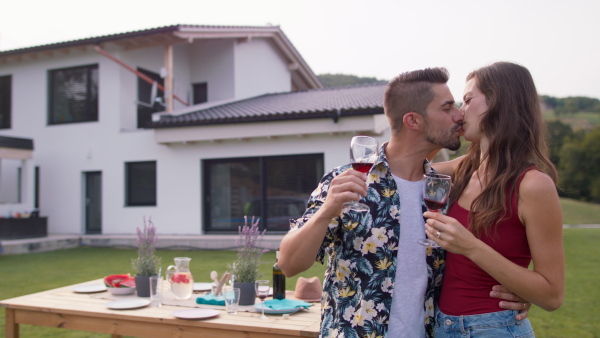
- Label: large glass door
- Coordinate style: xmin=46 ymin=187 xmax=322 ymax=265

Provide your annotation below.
xmin=203 ymin=154 xmax=323 ymax=233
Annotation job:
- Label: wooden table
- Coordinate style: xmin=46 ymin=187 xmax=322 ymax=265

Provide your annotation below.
xmin=0 ymin=279 xmax=321 ymax=337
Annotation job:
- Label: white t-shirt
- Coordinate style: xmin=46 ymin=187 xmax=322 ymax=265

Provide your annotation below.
xmin=387 ymin=175 xmax=427 ymax=338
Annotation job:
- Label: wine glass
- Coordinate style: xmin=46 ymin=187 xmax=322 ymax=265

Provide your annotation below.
xmin=417 ymin=173 xmax=452 ymax=247
xmin=342 ymin=136 xmax=379 ymax=212
xmin=255 ymin=279 xmax=270 ymax=319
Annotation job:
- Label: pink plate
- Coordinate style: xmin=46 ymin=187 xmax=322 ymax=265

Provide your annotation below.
xmin=172 ymin=309 xmax=220 ymax=320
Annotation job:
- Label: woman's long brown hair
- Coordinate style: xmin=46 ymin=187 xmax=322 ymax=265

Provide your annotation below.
xmin=449 ymin=62 xmax=558 ymax=237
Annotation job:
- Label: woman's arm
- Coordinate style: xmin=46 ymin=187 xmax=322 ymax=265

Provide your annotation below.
xmin=431 ymin=155 xmax=465 ymax=176
xmin=424 ymin=170 xmax=565 ymax=311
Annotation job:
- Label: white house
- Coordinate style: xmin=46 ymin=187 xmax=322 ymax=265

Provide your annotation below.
xmin=0 ymin=24 xmax=396 ymax=245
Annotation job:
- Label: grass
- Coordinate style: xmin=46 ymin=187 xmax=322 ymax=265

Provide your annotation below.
xmin=561 ymin=198 xmax=600 ymax=225
xmin=529 ymin=228 xmax=600 ymax=338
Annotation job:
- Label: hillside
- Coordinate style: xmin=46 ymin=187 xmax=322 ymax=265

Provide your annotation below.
xmin=543 ymin=110 xmax=600 ymax=130
xmin=318 ymin=73 xmax=600 ymax=130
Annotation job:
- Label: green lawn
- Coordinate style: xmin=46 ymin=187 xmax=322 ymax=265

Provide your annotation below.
xmin=561 ymin=198 xmax=600 ymax=225
xmin=1 ymin=227 xmax=599 ymax=337
xmin=529 ymin=228 xmax=600 ymax=338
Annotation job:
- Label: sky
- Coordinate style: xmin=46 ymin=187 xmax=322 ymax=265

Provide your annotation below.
xmin=1 ymin=0 xmax=599 ymax=100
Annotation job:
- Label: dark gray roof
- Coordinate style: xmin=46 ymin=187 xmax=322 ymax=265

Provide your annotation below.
xmin=0 ymin=24 xmax=280 ymax=56
xmin=150 ymin=82 xmax=387 ymax=128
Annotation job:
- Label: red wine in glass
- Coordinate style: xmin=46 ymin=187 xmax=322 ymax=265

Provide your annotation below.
xmin=352 ymin=162 xmax=374 ymax=173
xmin=343 ymin=136 xmax=379 ymax=212
xmin=424 ymin=199 xmax=445 ymax=212
xmin=255 ymin=280 xmax=270 ymax=319
xmin=417 ymin=173 xmax=452 ymax=247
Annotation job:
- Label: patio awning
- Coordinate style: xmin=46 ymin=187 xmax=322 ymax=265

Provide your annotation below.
xmin=0 ymin=136 xmax=34 ymax=160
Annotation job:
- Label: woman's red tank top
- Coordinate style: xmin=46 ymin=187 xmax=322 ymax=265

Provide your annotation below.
xmin=438 ymin=168 xmax=535 ymax=315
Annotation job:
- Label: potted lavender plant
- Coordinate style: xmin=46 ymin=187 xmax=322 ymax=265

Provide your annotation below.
xmin=229 ymin=216 xmax=268 ymax=305
xmin=131 ymin=217 xmax=161 ymax=297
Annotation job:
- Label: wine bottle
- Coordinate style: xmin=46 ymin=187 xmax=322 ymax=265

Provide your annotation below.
xmin=273 ymin=249 xmax=286 ymax=300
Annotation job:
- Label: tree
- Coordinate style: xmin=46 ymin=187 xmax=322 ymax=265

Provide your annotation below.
xmin=546 ymin=120 xmax=573 ymax=167
xmin=540 ymin=95 xmax=557 ymax=109
xmin=559 ymin=127 xmax=600 ymax=202
xmin=317 ymin=73 xmax=383 ymax=88
xmin=553 ymin=96 xmax=600 ymax=115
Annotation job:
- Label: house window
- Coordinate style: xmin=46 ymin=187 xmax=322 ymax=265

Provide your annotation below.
xmin=137 ymin=67 xmax=164 ymax=128
xmin=203 ymin=153 xmax=324 ymax=233
xmin=193 ymin=82 xmax=207 ymax=104
xmin=0 ymin=75 xmax=12 ymax=129
xmin=125 ymin=161 xmax=157 ymax=206
xmin=48 ymin=64 xmax=98 ymax=125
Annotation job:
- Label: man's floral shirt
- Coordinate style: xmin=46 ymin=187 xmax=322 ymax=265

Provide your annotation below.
xmin=290 ymin=143 xmax=445 ymax=338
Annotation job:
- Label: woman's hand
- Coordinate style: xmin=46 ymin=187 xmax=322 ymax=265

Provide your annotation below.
xmin=423 ymin=211 xmax=480 ymax=256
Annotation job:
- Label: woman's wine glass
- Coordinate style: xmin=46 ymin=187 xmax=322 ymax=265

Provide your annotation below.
xmin=417 ymin=173 xmax=452 ymax=247
xmin=255 ymin=279 xmax=270 ymax=319
xmin=342 ymin=136 xmax=379 ymax=212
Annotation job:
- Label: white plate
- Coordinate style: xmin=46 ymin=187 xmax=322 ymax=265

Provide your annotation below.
xmin=193 ymin=282 xmax=213 ymax=291
xmin=253 ymin=303 xmax=304 ymax=315
xmin=107 ymin=287 xmax=135 ymax=295
xmin=106 ymin=299 xmax=150 ymax=310
xmin=72 ymin=284 xmax=107 ymax=293
xmin=172 ymin=309 xmax=220 ymax=320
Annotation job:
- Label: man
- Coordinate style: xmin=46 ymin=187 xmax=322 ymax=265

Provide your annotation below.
xmin=279 ymin=68 xmax=526 ymax=337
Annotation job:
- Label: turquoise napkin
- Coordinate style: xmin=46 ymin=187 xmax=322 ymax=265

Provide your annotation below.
xmin=263 ymin=299 xmax=311 ymax=310
xmin=196 ymin=294 xmax=225 ymax=306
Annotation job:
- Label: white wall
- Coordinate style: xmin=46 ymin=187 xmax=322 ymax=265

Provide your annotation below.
xmin=190 ymin=39 xmax=235 ymax=102
xmin=234 ymin=38 xmax=291 ymax=99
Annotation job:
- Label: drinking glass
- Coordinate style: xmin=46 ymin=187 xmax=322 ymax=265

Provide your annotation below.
xmin=223 ymin=287 xmax=241 ymax=314
xmin=255 ymin=280 xmax=270 ymax=319
xmin=342 ymin=136 xmax=379 ymax=212
xmin=149 ymin=276 xmax=162 ymax=307
xmin=417 ymin=173 xmax=452 ymax=247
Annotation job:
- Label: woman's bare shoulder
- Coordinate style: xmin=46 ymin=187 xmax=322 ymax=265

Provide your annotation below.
xmin=520 ymin=169 xmax=556 ymax=196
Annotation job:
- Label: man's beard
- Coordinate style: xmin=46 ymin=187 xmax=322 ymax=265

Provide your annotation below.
xmin=426 ymin=123 xmax=462 ymax=151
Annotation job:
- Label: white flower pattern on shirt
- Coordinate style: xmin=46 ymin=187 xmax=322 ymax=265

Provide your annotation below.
xmin=290 ymin=143 xmax=445 ymax=338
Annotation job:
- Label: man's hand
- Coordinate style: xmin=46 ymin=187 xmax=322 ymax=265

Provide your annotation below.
xmin=491 ymin=285 xmax=531 ymax=320
xmin=279 ymin=168 xmax=367 ymax=277
xmin=318 ymin=169 xmax=368 ymax=219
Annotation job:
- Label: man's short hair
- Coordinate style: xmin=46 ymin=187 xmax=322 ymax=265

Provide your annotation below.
xmin=384 ymin=68 xmax=449 ymax=132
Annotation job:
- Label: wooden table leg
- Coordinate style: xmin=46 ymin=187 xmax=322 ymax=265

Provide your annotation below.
xmin=5 ymin=308 xmax=19 ymax=338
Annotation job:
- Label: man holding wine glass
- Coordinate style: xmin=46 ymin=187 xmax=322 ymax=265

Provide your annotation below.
xmin=279 ymin=67 xmax=530 ymax=337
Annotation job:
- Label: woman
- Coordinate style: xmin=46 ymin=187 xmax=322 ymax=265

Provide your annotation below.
xmin=427 ymin=62 xmax=564 ymax=337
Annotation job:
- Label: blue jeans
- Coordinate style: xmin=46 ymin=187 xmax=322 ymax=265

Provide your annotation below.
xmin=434 ymin=308 xmax=535 ymax=338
